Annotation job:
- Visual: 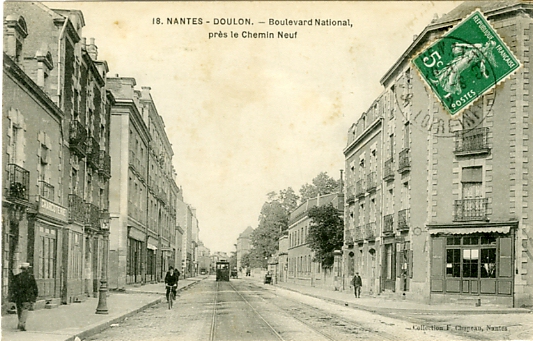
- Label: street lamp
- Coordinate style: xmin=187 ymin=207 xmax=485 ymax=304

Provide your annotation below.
xmin=96 ymin=210 xmax=110 ymax=314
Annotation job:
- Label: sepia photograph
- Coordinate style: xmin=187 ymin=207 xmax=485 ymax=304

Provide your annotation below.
xmin=1 ymin=1 xmax=532 ymax=340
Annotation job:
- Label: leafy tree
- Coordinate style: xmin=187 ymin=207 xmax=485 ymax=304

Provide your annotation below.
xmin=300 ymin=172 xmax=340 ymax=202
xmin=229 ymin=245 xmax=237 ymax=270
xmin=307 ymin=203 xmax=344 ymax=268
xmin=278 ymin=187 xmax=300 ymax=213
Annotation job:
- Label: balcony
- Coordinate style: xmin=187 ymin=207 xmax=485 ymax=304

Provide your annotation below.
xmin=398 ymin=208 xmax=410 ymax=232
xmin=398 ymin=148 xmax=411 ymax=174
xmin=353 ymin=226 xmax=364 ymax=242
xmin=69 ymin=120 xmax=88 ymax=157
xmin=454 ymin=198 xmax=488 ymax=222
xmin=68 ymin=194 xmax=85 ymax=224
xmin=129 ymin=150 xmax=136 ymax=169
xmin=98 ymin=150 xmax=111 ymax=178
xmin=384 ymin=158 xmax=394 ymax=181
xmin=356 ymin=179 xmax=365 ymax=198
xmin=85 ymin=203 xmax=100 ymax=229
xmin=383 ymin=213 xmax=394 ymax=235
xmin=366 ymin=172 xmax=377 ymax=192
xmin=344 ymin=229 xmax=354 ymax=247
xmin=364 ymin=222 xmax=376 ymax=240
xmin=39 ymin=180 xmax=54 ymax=201
xmin=346 ymin=185 xmax=355 ymax=204
xmin=87 ymin=137 xmax=100 ymax=170
xmin=454 ymin=127 xmax=490 ymax=156
xmin=6 ymin=164 xmax=30 ymax=202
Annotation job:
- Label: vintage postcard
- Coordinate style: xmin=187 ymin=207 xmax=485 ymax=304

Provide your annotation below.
xmin=2 ymin=1 xmax=532 ymax=341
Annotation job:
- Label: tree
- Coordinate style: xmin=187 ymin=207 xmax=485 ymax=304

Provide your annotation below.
xmin=300 ymin=172 xmax=340 ymax=202
xmin=278 ymin=187 xmax=300 ymax=213
xmin=306 ymin=203 xmax=344 ymax=268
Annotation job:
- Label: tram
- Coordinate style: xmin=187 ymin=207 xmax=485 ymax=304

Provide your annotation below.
xmin=215 ymin=261 xmax=230 ymax=281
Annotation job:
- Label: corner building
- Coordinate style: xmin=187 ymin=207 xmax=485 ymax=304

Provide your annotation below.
xmin=343 ymin=1 xmax=532 ymax=307
xmin=3 ymin=2 xmax=112 ymax=307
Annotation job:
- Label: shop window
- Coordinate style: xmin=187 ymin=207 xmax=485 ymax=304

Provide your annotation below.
xmin=481 ymin=248 xmax=496 ymax=278
xmin=446 ymin=249 xmax=460 ymax=277
xmin=462 ymin=249 xmax=479 ymax=278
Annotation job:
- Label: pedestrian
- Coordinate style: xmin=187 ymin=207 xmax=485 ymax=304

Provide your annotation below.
xmin=164 ymin=266 xmax=177 ymax=302
xmin=11 ymin=262 xmax=38 ymax=331
xmin=351 ymin=272 xmax=362 ymax=298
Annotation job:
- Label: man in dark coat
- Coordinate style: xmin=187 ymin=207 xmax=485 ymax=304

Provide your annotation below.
xmin=12 ymin=262 xmax=38 ymax=331
xmin=164 ymin=266 xmax=178 ymax=302
xmin=351 ymin=272 xmax=362 ymax=298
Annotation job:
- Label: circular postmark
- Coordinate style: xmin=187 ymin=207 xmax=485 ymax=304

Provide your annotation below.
xmin=395 ymin=35 xmax=499 ymax=139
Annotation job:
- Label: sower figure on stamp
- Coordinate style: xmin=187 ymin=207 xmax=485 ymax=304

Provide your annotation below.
xmin=12 ymin=262 xmax=38 ymax=331
xmin=351 ymin=272 xmax=362 ymax=298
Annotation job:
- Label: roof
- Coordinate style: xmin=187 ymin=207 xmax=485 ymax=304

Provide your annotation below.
xmin=289 ymin=193 xmax=343 ymax=225
xmin=238 ymin=226 xmax=254 ymax=239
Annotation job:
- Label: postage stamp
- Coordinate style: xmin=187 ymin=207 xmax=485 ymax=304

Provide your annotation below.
xmin=412 ymin=10 xmax=520 ymax=116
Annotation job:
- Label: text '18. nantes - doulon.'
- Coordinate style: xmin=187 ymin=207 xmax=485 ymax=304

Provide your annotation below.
xmin=153 ymin=17 xmax=353 ymax=28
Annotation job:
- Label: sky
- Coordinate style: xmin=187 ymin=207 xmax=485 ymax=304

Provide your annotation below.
xmin=47 ymin=1 xmax=460 ymax=254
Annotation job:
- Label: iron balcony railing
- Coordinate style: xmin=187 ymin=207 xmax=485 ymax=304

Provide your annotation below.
xmin=346 ymin=185 xmax=355 ymax=204
xmin=398 ymin=208 xmax=410 ymax=231
xmin=39 ymin=180 xmax=54 ymax=201
xmin=454 ymin=198 xmax=488 ymax=221
xmin=356 ymin=179 xmax=365 ymax=198
xmin=454 ymin=127 xmax=489 ymax=155
xmin=85 ymin=202 xmax=100 ymax=228
xmin=353 ymin=226 xmax=364 ymax=242
xmin=68 ymin=194 xmax=85 ymax=223
xmin=383 ymin=213 xmax=394 ymax=234
xmin=6 ymin=164 xmax=30 ymax=201
xmin=87 ymin=137 xmax=100 ymax=169
xmin=344 ymin=229 xmax=354 ymax=246
xmin=364 ymin=222 xmax=376 ymax=240
xmin=366 ymin=172 xmax=377 ymax=192
xmin=398 ymin=148 xmax=411 ymax=173
xmin=98 ymin=150 xmax=111 ymax=177
xmin=69 ymin=120 xmax=88 ymax=157
xmin=384 ymin=158 xmax=394 ymax=181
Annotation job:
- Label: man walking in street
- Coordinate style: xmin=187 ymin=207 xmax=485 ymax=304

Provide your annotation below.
xmin=12 ymin=262 xmax=38 ymax=331
xmin=351 ymin=272 xmax=362 ymax=298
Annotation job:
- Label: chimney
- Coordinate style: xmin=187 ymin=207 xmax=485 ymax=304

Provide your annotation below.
xmin=339 ymin=169 xmax=344 ymax=193
xmin=81 ymin=37 xmax=87 ymax=51
xmin=141 ymin=86 xmax=152 ymax=99
xmin=87 ymin=37 xmax=98 ymax=60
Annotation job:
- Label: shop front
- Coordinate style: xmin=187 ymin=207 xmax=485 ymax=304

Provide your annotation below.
xmin=429 ymin=224 xmax=515 ymax=307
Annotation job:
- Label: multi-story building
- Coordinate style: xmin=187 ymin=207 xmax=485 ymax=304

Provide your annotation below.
xmin=343 ymin=1 xmax=533 ymax=307
xmin=287 ymin=193 xmax=344 ymax=288
xmin=174 ymin=225 xmax=183 ymax=276
xmin=139 ymin=86 xmax=178 ymax=282
xmin=107 ymin=77 xmax=178 ymax=288
xmin=177 ymin=192 xmax=193 ymax=277
xmin=236 ymin=226 xmax=253 ymax=271
xmin=197 ymin=241 xmax=210 ymax=274
xmin=3 ymin=2 xmax=112 ymax=307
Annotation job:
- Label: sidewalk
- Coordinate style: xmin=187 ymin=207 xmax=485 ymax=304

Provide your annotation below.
xmin=242 ymin=275 xmax=531 ymax=315
xmin=1 ymin=276 xmax=205 ymax=341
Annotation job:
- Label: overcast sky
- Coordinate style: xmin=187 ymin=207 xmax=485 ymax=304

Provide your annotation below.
xmin=48 ymin=1 xmax=459 ymax=254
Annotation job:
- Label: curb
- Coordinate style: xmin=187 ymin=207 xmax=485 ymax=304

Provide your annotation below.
xmin=67 ymin=280 xmax=201 ymax=341
xmin=272 ymin=284 xmax=531 ymax=316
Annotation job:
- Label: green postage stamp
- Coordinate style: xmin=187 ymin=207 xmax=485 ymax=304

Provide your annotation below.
xmin=413 ymin=10 xmax=520 ymax=116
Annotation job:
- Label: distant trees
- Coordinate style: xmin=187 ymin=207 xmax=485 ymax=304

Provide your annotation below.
xmin=299 ymin=172 xmax=340 ymax=202
xmin=306 ymin=203 xmax=344 ymax=268
xmin=246 ymin=172 xmax=341 ymax=269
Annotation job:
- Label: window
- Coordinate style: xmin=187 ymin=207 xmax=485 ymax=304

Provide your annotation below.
xmin=462 ymin=167 xmax=482 ymax=199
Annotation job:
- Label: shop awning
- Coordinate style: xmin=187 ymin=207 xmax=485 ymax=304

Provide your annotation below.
xmin=147 ymin=244 xmax=158 ymax=250
xmin=429 ymin=226 xmax=511 ymax=235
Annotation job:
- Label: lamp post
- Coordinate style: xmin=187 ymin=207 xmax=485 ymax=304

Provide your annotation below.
xmin=96 ymin=210 xmax=110 ymax=314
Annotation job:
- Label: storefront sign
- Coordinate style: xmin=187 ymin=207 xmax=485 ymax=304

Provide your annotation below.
xmin=38 ymin=197 xmax=67 ymax=222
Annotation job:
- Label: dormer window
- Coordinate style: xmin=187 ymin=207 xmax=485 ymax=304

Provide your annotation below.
xmin=4 ymin=15 xmax=28 ymax=63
